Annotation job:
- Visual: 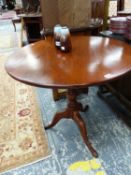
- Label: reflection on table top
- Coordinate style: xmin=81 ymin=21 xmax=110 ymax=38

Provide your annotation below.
xmin=5 ymin=35 xmax=131 ymax=89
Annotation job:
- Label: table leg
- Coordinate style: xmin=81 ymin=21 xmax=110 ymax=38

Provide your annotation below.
xmin=45 ymin=110 xmax=70 ymax=129
xmin=45 ymin=89 xmax=98 ymax=157
xmin=12 ymin=20 xmax=16 ymax=32
xmin=72 ymin=111 xmax=98 ymax=157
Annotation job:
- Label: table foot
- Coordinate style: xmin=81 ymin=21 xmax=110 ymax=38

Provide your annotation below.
xmin=73 ymin=111 xmax=98 ymax=158
xmin=12 ymin=20 xmax=16 ymax=32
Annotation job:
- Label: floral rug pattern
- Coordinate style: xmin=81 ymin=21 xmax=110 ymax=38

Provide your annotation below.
xmin=0 ymin=55 xmax=50 ymax=173
xmin=0 ymin=20 xmax=21 ymax=52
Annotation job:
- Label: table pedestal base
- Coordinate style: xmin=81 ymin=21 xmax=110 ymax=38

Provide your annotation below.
xmin=45 ymin=89 xmax=98 ymax=158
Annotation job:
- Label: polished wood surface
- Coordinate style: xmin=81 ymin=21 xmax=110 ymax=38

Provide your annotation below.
xmin=5 ymin=35 xmax=131 ymax=158
xmin=5 ymin=35 xmax=131 ymax=89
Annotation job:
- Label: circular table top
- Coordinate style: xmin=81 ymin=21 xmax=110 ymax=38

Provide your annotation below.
xmin=5 ymin=35 xmax=131 ymax=89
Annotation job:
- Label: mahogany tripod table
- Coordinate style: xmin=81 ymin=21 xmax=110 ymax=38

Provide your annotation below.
xmin=5 ymin=36 xmax=131 ymax=157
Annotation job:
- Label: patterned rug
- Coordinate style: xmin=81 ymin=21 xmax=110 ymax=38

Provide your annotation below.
xmin=0 ymin=20 xmax=28 ymax=52
xmin=0 ymin=32 xmax=21 ymax=49
xmin=0 ymin=20 xmax=21 ymax=52
xmin=0 ymin=54 xmax=50 ymax=174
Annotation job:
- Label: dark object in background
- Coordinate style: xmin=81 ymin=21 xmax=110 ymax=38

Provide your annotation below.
xmin=21 ymin=0 xmax=40 ymax=13
xmin=6 ymin=0 xmax=16 ymax=10
xmin=23 ymin=16 xmax=43 ymax=43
